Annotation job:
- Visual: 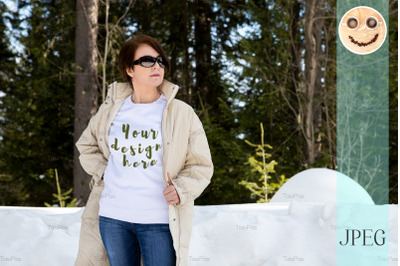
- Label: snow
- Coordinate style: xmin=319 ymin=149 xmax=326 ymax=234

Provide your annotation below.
xmin=270 ymin=168 xmax=375 ymax=204
xmin=0 ymin=169 xmax=397 ymax=265
xmin=0 ymin=203 xmax=397 ymax=266
xmin=188 ymin=202 xmax=397 ymax=266
xmin=0 ymin=206 xmax=83 ymax=265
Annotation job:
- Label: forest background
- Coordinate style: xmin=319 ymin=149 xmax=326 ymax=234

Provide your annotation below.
xmin=0 ymin=0 xmax=397 ymax=206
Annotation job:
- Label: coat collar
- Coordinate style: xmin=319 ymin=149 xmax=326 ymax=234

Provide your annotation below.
xmin=109 ymin=79 xmax=180 ymax=106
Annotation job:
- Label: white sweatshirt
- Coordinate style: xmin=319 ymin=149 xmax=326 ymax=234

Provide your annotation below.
xmin=99 ymin=93 xmax=169 ymax=223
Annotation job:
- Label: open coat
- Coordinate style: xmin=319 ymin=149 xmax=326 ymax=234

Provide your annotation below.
xmin=74 ymin=79 xmax=213 ymax=266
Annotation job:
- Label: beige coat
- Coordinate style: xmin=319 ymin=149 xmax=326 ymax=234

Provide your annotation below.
xmin=74 ymin=79 xmax=213 ymax=266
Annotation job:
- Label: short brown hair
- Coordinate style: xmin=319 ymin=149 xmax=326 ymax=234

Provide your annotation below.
xmin=118 ymin=35 xmax=170 ymax=89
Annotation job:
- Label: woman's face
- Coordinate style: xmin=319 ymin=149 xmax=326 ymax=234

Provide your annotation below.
xmin=127 ymin=44 xmax=165 ymax=89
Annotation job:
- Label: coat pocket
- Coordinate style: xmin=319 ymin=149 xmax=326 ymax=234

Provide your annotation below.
xmin=82 ymin=179 xmax=105 ymax=220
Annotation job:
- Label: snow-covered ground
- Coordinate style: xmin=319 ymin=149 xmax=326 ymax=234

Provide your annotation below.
xmin=1 ymin=169 xmax=397 ymax=266
xmin=0 ymin=206 xmax=82 ymax=265
xmin=0 ymin=202 xmax=397 ymax=266
xmin=188 ymin=202 xmax=398 ymax=266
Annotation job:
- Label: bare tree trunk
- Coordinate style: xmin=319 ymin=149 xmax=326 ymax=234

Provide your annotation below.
xmin=101 ymin=0 xmax=110 ymax=103
xmin=280 ymin=1 xmax=328 ymax=167
xmin=290 ymin=0 xmax=301 ymax=91
xmin=100 ymin=0 xmax=134 ymax=102
xmin=303 ymin=0 xmax=323 ymax=166
xmin=73 ymin=0 xmax=99 ymax=206
xmin=321 ymin=17 xmax=335 ymax=169
xmin=194 ymin=0 xmax=212 ymax=113
xmin=288 ymin=0 xmax=302 ymax=149
xmin=184 ymin=0 xmax=192 ymax=105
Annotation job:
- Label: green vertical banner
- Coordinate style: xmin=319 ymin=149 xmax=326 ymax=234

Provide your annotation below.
xmin=336 ymin=1 xmax=389 ymax=265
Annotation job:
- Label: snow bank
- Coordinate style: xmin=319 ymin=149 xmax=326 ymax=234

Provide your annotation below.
xmin=0 ymin=203 xmax=397 ymax=266
xmin=188 ymin=202 xmax=398 ymax=266
xmin=270 ymin=168 xmax=375 ymax=204
xmin=0 ymin=206 xmax=83 ymax=265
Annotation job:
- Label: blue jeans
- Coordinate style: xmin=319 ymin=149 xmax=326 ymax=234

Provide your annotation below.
xmin=99 ymin=215 xmax=176 ymax=266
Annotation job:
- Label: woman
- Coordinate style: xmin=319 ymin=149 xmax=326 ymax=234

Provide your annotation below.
xmin=74 ymin=35 xmax=213 ymax=266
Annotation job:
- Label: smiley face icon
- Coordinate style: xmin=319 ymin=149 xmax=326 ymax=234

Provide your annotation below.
xmin=338 ymin=6 xmax=387 ymax=55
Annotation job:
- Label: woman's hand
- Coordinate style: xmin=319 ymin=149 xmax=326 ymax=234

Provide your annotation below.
xmin=163 ymin=172 xmax=180 ymax=205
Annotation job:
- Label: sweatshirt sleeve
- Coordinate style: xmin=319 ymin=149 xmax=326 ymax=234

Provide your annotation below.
xmin=172 ymin=111 xmax=214 ymax=206
xmin=75 ymin=106 xmax=108 ymax=184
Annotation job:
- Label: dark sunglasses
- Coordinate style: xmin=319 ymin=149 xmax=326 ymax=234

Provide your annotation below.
xmin=133 ymin=56 xmax=167 ymax=68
